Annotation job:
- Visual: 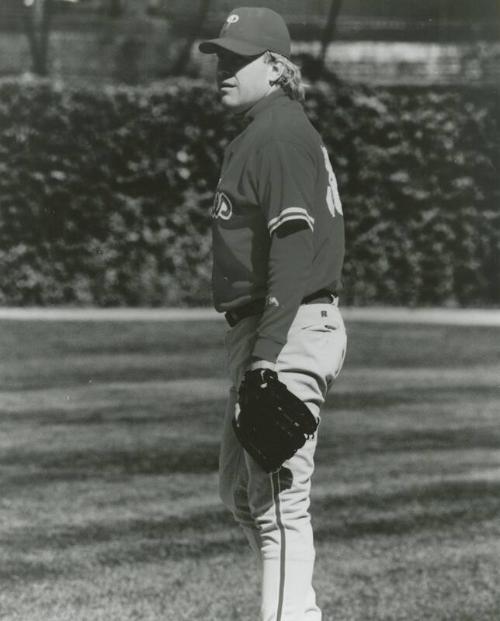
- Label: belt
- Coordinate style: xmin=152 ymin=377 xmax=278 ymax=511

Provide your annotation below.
xmin=224 ymin=289 xmax=338 ymax=328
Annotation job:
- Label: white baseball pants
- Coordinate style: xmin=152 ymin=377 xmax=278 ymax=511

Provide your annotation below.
xmin=219 ymin=302 xmax=347 ymax=621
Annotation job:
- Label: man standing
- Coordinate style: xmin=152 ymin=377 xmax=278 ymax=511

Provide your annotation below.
xmin=199 ymin=7 xmax=347 ymax=620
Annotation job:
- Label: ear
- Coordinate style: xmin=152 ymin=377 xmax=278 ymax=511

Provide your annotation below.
xmin=268 ymin=58 xmax=285 ymax=86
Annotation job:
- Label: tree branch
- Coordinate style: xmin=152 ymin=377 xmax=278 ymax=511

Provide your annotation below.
xmin=171 ymin=0 xmax=212 ymax=75
xmin=319 ymin=0 xmax=343 ymax=68
xmin=22 ymin=0 xmax=53 ymax=76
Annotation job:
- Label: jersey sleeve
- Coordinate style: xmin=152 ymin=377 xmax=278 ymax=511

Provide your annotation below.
xmin=252 ymin=225 xmax=313 ymax=363
xmin=255 ymin=140 xmax=316 ymax=236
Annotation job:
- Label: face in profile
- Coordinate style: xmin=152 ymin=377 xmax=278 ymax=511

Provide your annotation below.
xmin=216 ymin=49 xmax=278 ymax=113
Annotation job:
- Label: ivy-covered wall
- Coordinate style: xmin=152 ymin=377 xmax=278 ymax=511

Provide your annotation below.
xmin=1 ymin=77 xmax=498 ymax=306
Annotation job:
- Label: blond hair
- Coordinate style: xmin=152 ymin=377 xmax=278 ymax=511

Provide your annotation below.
xmin=264 ymin=51 xmax=306 ymax=102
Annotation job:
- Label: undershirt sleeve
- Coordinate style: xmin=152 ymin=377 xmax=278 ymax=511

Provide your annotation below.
xmin=252 ymin=223 xmax=313 ymax=363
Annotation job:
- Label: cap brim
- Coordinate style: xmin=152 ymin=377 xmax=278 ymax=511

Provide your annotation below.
xmin=198 ymin=38 xmax=266 ymax=56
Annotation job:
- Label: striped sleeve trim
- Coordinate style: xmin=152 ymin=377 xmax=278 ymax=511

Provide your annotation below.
xmin=268 ymin=207 xmax=315 ymax=235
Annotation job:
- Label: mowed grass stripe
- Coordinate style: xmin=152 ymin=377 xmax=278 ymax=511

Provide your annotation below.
xmin=0 ymin=351 xmax=228 ymax=391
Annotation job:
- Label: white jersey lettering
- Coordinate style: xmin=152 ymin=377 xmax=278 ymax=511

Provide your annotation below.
xmin=321 ymin=146 xmax=343 ymax=218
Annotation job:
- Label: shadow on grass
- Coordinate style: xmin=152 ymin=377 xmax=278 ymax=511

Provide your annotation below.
xmin=0 ymin=361 xmax=228 ymax=391
xmin=3 ymin=508 xmax=234 ymax=552
xmin=1 ymin=442 xmax=220 ymax=488
xmin=3 ymin=421 xmax=500 ymax=490
xmin=318 ymin=426 xmax=500 ymax=458
xmin=344 ymin=323 xmax=500 ymax=369
xmin=5 ymin=384 xmax=498 ymax=425
xmin=0 ymin=560 xmax=67 ymax=584
xmin=325 ymin=384 xmax=500 ymax=410
xmin=313 ymin=479 xmax=500 ymax=539
xmin=3 ymin=478 xmax=500 ymax=584
xmin=5 ymin=397 xmax=226 ymax=426
xmin=0 ymin=320 xmax=227 ymax=359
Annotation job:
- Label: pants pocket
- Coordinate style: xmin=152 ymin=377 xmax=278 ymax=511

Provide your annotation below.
xmin=316 ymin=324 xmax=347 ymax=389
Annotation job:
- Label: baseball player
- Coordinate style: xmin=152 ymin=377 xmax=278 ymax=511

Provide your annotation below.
xmin=199 ymin=7 xmax=347 ymax=621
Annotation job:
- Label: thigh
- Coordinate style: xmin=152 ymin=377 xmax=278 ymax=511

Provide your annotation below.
xmin=219 ymin=385 xmax=246 ymax=511
xmin=277 ymin=304 xmax=347 ymax=410
xmin=220 ymin=317 xmax=259 ymax=511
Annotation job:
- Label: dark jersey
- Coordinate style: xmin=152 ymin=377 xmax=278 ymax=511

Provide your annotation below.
xmin=211 ymin=90 xmax=344 ymax=314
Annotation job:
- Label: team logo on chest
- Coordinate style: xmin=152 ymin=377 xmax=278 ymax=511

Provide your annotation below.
xmin=211 ymin=191 xmax=233 ymax=220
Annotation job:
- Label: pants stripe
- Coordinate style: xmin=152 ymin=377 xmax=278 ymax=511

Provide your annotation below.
xmin=272 ymin=471 xmax=286 ymax=621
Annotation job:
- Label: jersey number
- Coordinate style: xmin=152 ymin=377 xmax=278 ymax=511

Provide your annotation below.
xmin=321 ymin=146 xmax=343 ymax=218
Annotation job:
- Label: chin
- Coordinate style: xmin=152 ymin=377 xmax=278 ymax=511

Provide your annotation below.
xmin=222 ymin=98 xmax=253 ymax=115
xmin=220 ymin=94 xmax=240 ymax=109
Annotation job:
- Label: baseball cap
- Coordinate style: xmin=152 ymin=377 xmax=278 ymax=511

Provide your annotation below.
xmin=199 ymin=7 xmax=291 ymax=58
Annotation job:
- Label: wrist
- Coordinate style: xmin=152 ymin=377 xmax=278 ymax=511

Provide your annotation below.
xmin=247 ymin=358 xmax=277 ymax=372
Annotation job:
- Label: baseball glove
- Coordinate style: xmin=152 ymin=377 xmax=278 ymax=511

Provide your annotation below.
xmin=233 ymin=368 xmax=319 ymax=473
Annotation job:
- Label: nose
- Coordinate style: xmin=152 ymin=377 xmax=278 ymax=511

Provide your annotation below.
xmin=219 ymin=72 xmax=234 ymax=85
xmin=217 ymin=59 xmax=236 ymax=86
xmin=217 ymin=56 xmax=233 ymax=77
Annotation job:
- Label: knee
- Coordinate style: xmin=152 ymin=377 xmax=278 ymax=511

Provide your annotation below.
xmin=251 ymin=481 xmax=315 ymax=556
xmin=219 ymin=471 xmax=251 ymax=518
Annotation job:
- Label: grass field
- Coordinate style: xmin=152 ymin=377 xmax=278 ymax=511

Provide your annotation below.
xmin=1 ymin=316 xmax=499 ymax=621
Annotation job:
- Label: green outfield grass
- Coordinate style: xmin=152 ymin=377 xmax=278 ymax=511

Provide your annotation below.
xmin=1 ymin=318 xmax=499 ymax=621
